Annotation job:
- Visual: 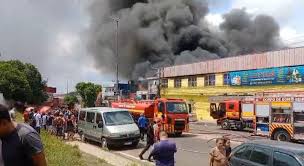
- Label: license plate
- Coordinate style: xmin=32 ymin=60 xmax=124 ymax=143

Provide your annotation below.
xmin=124 ymin=142 xmax=132 ymax=145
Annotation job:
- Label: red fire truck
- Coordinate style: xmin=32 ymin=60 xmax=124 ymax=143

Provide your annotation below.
xmin=111 ymin=98 xmax=190 ymax=135
xmin=209 ymin=91 xmax=304 ymax=142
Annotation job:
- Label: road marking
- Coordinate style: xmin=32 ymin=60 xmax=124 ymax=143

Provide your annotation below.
xmin=116 ymin=152 xmax=154 ymax=165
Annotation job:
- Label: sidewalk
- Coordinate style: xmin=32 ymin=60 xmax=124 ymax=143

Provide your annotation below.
xmin=67 ymin=141 xmax=152 ymax=166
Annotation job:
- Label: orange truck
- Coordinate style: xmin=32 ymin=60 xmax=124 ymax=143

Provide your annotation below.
xmin=209 ymin=91 xmax=304 ymax=142
xmin=111 ymin=98 xmax=190 ymax=135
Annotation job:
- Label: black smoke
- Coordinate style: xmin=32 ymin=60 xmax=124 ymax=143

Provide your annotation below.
xmin=86 ymin=0 xmax=282 ymax=80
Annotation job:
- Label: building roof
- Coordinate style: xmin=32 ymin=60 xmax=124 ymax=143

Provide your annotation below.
xmin=162 ymin=47 xmax=304 ymax=78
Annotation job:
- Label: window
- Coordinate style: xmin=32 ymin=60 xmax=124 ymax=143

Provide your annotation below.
xmin=158 ymin=102 xmax=165 ymax=113
xmin=229 ymin=103 xmax=235 ymax=110
xmin=79 ymin=111 xmax=86 ymax=121
xmin=223 ymin=73 xmax=230 ymax=85
xmin=273 ymin=152 xmax=301 ymax=166
xmin=249 ymin=147 xmax=271 ymax=165
xmin=96 ymin=113 xmax=102 ymax=124
xmin=162 ymin=79 xmax=168 ymax=88
xmin=234 ymin=145 xmax=253 ymax=160
xmin=188 ymin=76 xmax=197 ymax=87
xmin=174 ymin=78 xmax=181 ymax=88
xmin=272 ymin=108 xmax=291 ymax=123
xmin=86 ymin=112 xmax=95 ymax=123
xmin=103 ymin=111 xmax=134 ymax=126
xmin=205 ymin=74 xmax=215 ymax=86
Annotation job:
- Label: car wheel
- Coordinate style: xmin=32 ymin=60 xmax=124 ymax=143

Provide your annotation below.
xmin=221 ymin=120 xmax=230 ymax=130
xmin=131 ymin=140 xmax=140 ymax=147
xmin=175 ymin=132 xmax=182 ymax=137
xmin=101 ymin=138 xmax=108 ymax=148
xmin=81 ymin=134 xmax=87 ymax=142
xmin=274 ymin=130 xmax=291 ymax=142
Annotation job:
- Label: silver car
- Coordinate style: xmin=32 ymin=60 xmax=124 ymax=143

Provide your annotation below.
xmin=77 ymin=107 xmax=140 ymax=149
xmin=229 ymin=139 xmax=304 ymax=166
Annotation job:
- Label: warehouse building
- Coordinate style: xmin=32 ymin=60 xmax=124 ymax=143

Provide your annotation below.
xmin=160 ymin=47 xmax=304 ymax=121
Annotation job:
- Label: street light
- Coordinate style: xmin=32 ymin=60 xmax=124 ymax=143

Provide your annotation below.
xmin=110 ymin=16 xmax=120 ymax=99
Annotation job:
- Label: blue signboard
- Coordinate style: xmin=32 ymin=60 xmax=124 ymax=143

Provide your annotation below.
xmin=229 ymin=66 xmax=304 ymax=86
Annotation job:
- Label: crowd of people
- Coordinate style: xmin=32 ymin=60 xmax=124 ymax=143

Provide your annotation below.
xmin=23 ymin=107 xmax=78 ymax=140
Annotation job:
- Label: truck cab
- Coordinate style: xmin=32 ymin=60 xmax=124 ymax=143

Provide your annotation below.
xmin=210 ymin=100 xmax=241 ymax=120
xmin=154 ymin=98 xmax=190 ymax=135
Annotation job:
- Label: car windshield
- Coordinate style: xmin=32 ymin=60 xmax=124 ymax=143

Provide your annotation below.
xmin=103 ymin=111 xmax=134 ymax=126
xmin=166 ymin=102 xmax=188 ymax=114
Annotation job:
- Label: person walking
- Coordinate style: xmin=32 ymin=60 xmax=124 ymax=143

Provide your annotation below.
xmin=148 ymin=131 xmax=177 ymax=166
xmin=139 ymin=122 xmax=155 ymax=160
xmin=42 ymin=113 xmax=47 ymax=130
xmin=138 ymin=113 xmax=148 ymax=140
xmin=33 ymin=109 xmax=42 ymax=134
xmin=209 ymin=138 xmax=228 ymax=166
xmin=0 ymin=104 xmax=47 ymax=166
xmin=55 ymin=113 xmax=65 ymax=139
xmin=66 ymin=115 xmax=75 ymax=141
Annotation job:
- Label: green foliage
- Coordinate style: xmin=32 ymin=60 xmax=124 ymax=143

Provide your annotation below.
xmin=76 ymin=82 xmax=102 ymax=107
xmin=64 ymin=94 xmax=78 ymax=107
xmin=0 ymin=60 xmax=47 ymax=104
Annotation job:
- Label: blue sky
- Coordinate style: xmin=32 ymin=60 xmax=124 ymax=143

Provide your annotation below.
xmin=1 ymin=0 xmax=303 ymax=93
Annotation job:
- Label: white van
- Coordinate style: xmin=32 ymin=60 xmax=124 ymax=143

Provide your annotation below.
xmin=77 ymin=107 xmax=140 ymax=149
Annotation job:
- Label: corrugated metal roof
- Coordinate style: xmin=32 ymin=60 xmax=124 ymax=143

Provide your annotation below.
xmin=163 ymin=47 xmax=304 ymax=78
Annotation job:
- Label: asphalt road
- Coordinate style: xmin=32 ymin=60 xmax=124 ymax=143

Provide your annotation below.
xmin=111 ymin=123 xmax=247 ymax=166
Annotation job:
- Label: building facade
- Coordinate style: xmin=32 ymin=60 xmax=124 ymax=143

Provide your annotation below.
xmin=160 ymin=47 xmax=304 ymax=121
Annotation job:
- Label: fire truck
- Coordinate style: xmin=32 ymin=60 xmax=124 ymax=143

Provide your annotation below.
xmin=209 ymin=91 xmax=304 ymax=142
xmin=111 ymin=98 xmax=190 ymax=135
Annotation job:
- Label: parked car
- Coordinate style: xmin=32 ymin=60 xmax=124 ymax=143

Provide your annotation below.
xmin=77 ymin=107 xmax=140 ymax=149
xmin=229 ymin=139 xmax=304 ymax=166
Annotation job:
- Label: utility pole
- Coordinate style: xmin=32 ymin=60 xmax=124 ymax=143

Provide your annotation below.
xmin=66 ymin=80 xmax=69 ymax=95
xmin=151 ymin=67 xmax=161 ymax=98
xmin=111 ymin=16 xmax=120 ymax=99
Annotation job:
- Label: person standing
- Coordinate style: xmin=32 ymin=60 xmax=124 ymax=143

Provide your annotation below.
xmin=42 ymin=113 xmax=47 ymax=130
xmin=153 ymin=119 xmax=161 ymax=143
xmin=0 ymin=104 xmax=47 ymax=166
xmin=139 ymin=122 xmax=155 ymax=160
xmin=55 ymin=113 xmax=65 ymax=139
xmin=66 ymin=115 xmax=75 ymax=141
xmin=148 ymin=131 xmax=177 ymax=166
xmin=34 ymin=109 xmax=42 ymax=134
xmin=209 ymin=138 xmax=228 ymax=166
xmin=138 ymin=113 xmax=148 ymax=140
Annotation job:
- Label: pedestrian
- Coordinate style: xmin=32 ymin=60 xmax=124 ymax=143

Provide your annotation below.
xmin=42 ymin=112 xmax=47 ymax=130
xmin=55 ymin=113 xmax=65 ymax=139
xmin=224 ymin=138 xmax=231 ymax=158
xmin=66 ymin=115 xmax=75 ymax=141
xmin=33 ymin=109 xmax=42 ymax=134
xmin=138 ymin=113 xmax=148 ymax=140
xmin=0 ymin=104 xmax=47 ymax=166
xmin=23 ymin=109 xmax=30 ymax=124
xmin=9 ymin=107 xmax=16 ymax=121
xmin=209 ymin=138 xmax=228 ymax=166
xmin=148 ymin=131 xmax=177 ymax=166
xmin=139 ymin=122 xmax=155 ymax=160
xmin=153 ymin=118 xmax=161 ymax=143
xmin=46 ymin=112 xmax=54 ymax=134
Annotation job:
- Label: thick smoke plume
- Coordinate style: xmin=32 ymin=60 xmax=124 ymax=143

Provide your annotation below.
xmin=87 ymin=0 xmax=281 ymax=80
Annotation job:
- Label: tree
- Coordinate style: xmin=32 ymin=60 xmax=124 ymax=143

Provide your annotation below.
xmin=0 ymin=60 xmax=47 ymax=104
xmin=0 ymin=62 xmax=31 ymax=103
xmin=64 ymin=94 xmax=78 ymax=109
xmin=76 ymin=82 xmax=102 ymax=107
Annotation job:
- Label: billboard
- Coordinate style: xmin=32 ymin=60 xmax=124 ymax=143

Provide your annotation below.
xmin=230 ymin=66 xmax=304 ymax=86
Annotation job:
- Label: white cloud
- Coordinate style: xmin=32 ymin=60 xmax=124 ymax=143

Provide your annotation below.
xmin=232 ymin=0 xmax=297 ymax=22
xmin=205 ymin=13 xmax=224 ymax=27
xmin=280 ymin=27 xmax=304 ymax=47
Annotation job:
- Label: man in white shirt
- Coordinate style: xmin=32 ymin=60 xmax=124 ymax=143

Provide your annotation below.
xmin=34 ymin=110 xmax=42 ymax=134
